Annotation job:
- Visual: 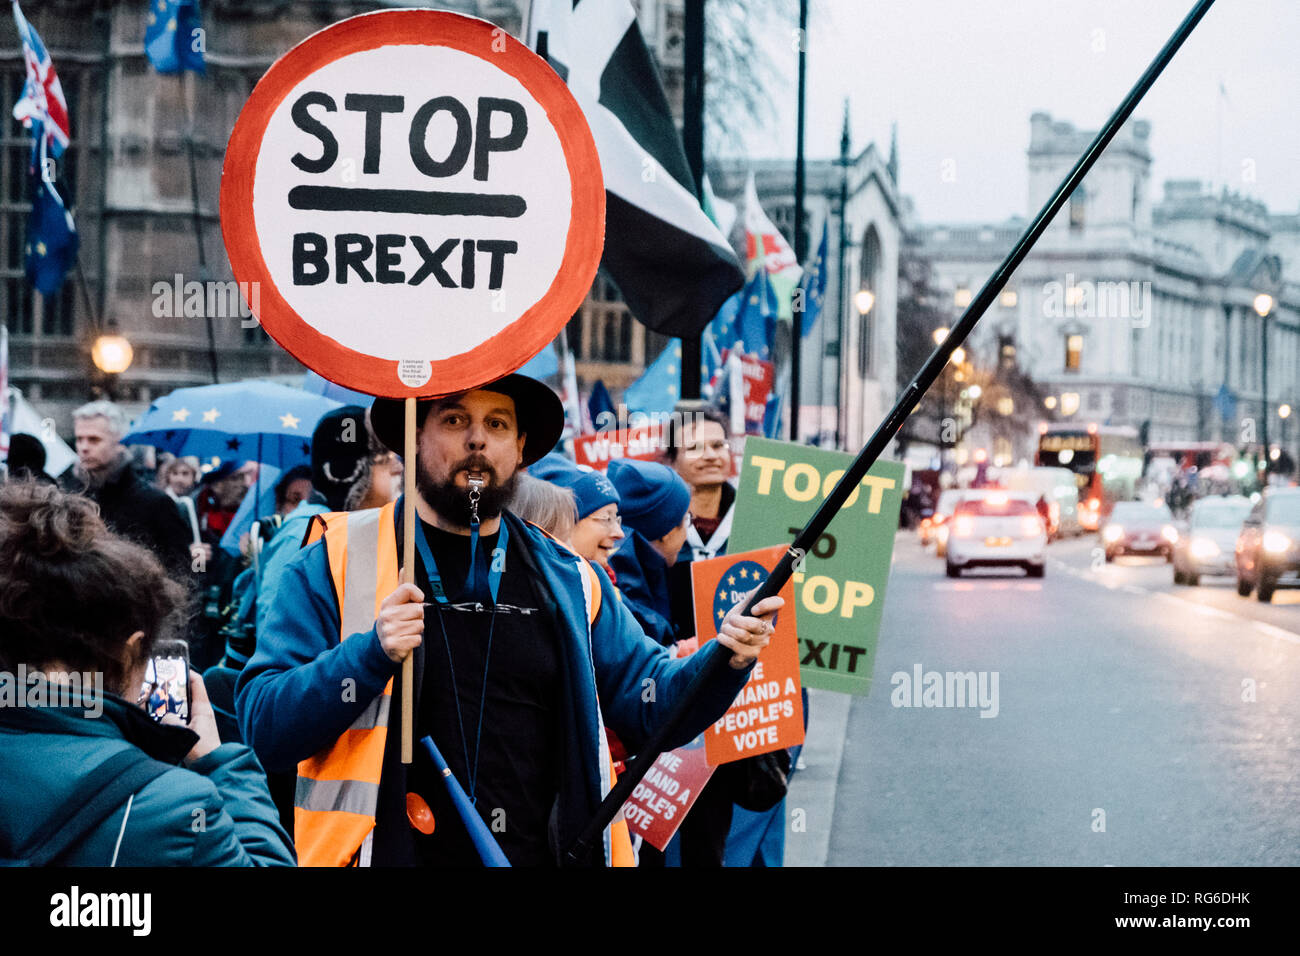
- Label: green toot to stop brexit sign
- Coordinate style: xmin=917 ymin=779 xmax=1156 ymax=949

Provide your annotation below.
xmin=730 ymin=437 xmax=905 ymax=696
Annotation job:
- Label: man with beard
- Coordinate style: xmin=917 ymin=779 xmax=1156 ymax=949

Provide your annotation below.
xmin=236 ymin=374 xmax=781 ymax=867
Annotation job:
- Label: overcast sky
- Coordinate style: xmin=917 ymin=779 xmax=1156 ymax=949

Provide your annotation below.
xmin=722 ymin=0 xmax=1300 ymax=224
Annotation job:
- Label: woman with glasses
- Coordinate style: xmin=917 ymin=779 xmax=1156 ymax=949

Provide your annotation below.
xmin=529 ymin=453 xmax=625 ymax=572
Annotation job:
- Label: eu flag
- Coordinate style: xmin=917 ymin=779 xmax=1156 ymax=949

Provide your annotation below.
xmin=797 ymin=222 xmax=829 ymax=339
xmin=624 ymin=340 xmax=712 ymax=416
xmin=145 ymin=0 xmax=206 ymax=75
xmin=24 ymin=123 xmax=77 ymax=297
xmin=710 ymin=268 xmax=778 ymax=362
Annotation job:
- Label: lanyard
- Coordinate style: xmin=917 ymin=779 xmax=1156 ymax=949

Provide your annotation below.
xmin=409 ymin=500 xmax=509 ymax=805
xmin=413 ymin=509 xmax=509 ymax=606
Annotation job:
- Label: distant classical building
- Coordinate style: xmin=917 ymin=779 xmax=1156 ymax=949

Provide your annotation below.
xmin=915 ymin=112 xmax=1299 ymax=465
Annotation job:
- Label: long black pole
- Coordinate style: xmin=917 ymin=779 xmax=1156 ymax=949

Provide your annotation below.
xmin=680 ymin=0 xmax=705 ymax=401
xmin=834 ymin=105 xmax=849 ymax=450
xmin=565 ymin=0 xmax=1217 ymax=865
xmin=183 ymin=73 xmax=219 ymax=384
xmin=790 ymin=0 xmax=808 ymax=440
xmin=1261 ymin=308 xmax=1270 ymax=478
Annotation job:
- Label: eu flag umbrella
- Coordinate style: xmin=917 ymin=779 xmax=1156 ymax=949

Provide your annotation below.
xmin=124 ymin=381 xmax=341 ymax=470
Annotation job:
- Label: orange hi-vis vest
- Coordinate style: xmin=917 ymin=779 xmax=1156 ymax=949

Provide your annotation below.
xmin=293 ymin=501 xmax=635 ymax=867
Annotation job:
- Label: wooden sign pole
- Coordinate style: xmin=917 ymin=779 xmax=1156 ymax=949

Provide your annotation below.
xmin=401 ymin=396 xmax=416 ymax=764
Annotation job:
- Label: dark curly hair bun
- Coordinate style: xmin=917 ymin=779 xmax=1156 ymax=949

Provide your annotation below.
xmin=0 ymin=481 xmax=186 ymax=695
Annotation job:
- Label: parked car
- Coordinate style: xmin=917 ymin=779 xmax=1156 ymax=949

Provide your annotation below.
xmin=1100 ymin=501 xmax=1177 ymax=562
xmin=945 ymin=491 xmax=1047 ymax=578
xmin=1235 ymin=488 xmax=1300 ymax=603
xmin=1172 ymin=496 xmax=1252 ymax=586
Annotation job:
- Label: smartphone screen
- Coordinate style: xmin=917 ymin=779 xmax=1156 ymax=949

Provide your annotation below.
xmin=141 ymin=642 xmax=189 ymax=723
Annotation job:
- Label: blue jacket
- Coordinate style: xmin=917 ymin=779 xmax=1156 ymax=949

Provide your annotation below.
xmin=609 ymin=530 xmax=678 ymax=646
xmin=254 ymin=501 xmax=329 ymax=639
xmin=0 ymin=687 xmax=295 ymax=866
xmin=235 ymin=508 xmax=753 ymax=865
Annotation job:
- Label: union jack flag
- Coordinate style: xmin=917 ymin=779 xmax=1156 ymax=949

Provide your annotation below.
xmin=11 ymin=1 xmax=71 ymax=158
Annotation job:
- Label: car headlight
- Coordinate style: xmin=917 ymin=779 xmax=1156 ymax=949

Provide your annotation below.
xmin=1189 ymin=537 xmax=1219 ymax=559
xmin=1102 ymin=525 xmax=1123 ymax=543
xmin=1263 ymin=530 xmax=1292 ymax=554
xmin=1161 ymin=525 xmax=1179 ymax=544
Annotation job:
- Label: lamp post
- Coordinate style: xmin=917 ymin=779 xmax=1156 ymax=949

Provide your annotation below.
xmin=91 ymin=332 xmax=133 ymax=401
xmin=1280 ymin=402 xmax=1292 ymax=477
xmin=1255 ymin=292 xmax=1274 ymax=480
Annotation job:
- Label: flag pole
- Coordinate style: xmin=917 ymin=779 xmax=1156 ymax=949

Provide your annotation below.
xmin=680 ymin=0 xmax=705 ymax=402
xmin=790 ymin=0 xmax=808 ymax=441
xmin=834 ymin=102 xmax=850 ymax=450
xmin=565 ymin=0 xmax=1218 ymax=865
xmin=182 ymin=71 xmax=219 ymax=384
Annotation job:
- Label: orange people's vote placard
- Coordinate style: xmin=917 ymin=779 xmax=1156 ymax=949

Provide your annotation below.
xmin=691 ymin=545 xmax=804 ymax=765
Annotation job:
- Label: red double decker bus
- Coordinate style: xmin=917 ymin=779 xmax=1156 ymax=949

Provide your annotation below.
xmin=1036 ymin=423 xmax=1144 ymax=530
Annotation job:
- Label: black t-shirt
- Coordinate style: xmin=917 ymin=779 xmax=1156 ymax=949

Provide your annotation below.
xmin=409 ymin=519 xmax=562 ymax=866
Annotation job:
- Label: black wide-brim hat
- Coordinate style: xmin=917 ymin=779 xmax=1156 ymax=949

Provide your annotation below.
xmin=369 ymin=373 xmax=564 ymax=466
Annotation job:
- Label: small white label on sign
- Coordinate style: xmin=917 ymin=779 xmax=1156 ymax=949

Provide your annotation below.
xmin=397 ymin=358 xmax=432 ymax=387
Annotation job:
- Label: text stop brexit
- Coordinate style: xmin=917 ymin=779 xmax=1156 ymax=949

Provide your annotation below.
xmin=285 ymin=91 xmax=530 ymax=288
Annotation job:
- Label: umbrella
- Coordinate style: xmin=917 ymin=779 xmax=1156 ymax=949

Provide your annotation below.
xmin=124 ymin=381 xmax=341 ymax=470
xmin=301 ymin=370 xmax=375 ymax=408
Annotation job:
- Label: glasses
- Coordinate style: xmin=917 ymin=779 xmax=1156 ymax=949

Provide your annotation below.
xmin=590 ymin=513 xmax=622 ymax=530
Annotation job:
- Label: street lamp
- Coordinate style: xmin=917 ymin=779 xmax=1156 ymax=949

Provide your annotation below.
xmin=91 ymin=332 xmax=133 ymax=401
xmin=933 ymin=326 xmax=949 ymax=345
xmin=1281 ymin=403 xmax=1292 ymax=474
xmin=968 ymin=384 xmax=983 ymax=400
xmin=1044 ymin=395 xmax=1058 ymax=410
xmin=92 ymin=334 xmax=133 ymax=374
xmin=1255 ymin=292 xmax=1274 ymax=479
xmin=855 ymin=288 xmax=875 ymax=314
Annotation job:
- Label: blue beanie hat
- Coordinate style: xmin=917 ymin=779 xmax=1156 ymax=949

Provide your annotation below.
xmin=607 ymin=459 xmax=690 ymax=542
xmin=530 ymin=453 xmax=621 ymax=519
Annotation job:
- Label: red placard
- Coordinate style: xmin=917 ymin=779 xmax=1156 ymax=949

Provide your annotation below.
xmin=721 ymin=349 xmax=775 ymax=433
xmin=618 ymin=734 xmax=715 ymax=852
xmin=220 ymin=10 xmax=604 ymax=398
xmin=572 ymin=423 xmax=664 ymax=470
xmin=691 ymin=545 xmax=804 ymax=765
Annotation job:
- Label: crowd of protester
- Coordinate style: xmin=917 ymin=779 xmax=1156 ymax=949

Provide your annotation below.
xmin=0 ymin=383 xmax=791 ymax=867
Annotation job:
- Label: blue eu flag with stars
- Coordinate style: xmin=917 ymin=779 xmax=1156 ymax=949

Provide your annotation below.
xmin=145 ymin=0 xmax=206 ymax=75
xmin=24 ymin=127 xmax=77 ymax=297
xmin=797 ymin=222 xmax=829 ymax=339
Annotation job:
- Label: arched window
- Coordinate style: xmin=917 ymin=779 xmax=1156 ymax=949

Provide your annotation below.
xmin=858 ymin=225 xmax=881 ymax=378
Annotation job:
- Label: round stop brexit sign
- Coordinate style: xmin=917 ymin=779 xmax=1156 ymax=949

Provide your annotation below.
xmin=220 ymin=10 xmax=604 ymax=397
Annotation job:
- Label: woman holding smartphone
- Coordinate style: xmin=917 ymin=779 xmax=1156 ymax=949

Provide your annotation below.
xmin=0 ymin=482 xmax=295 ymax=867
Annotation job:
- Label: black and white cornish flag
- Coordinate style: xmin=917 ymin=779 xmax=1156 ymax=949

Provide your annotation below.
xmin=527 ymin=0 xmax=744 ymax=337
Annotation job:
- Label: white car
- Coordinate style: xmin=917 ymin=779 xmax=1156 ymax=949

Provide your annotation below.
xmin=945 ymin=491 xmax=1047 ymax=578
